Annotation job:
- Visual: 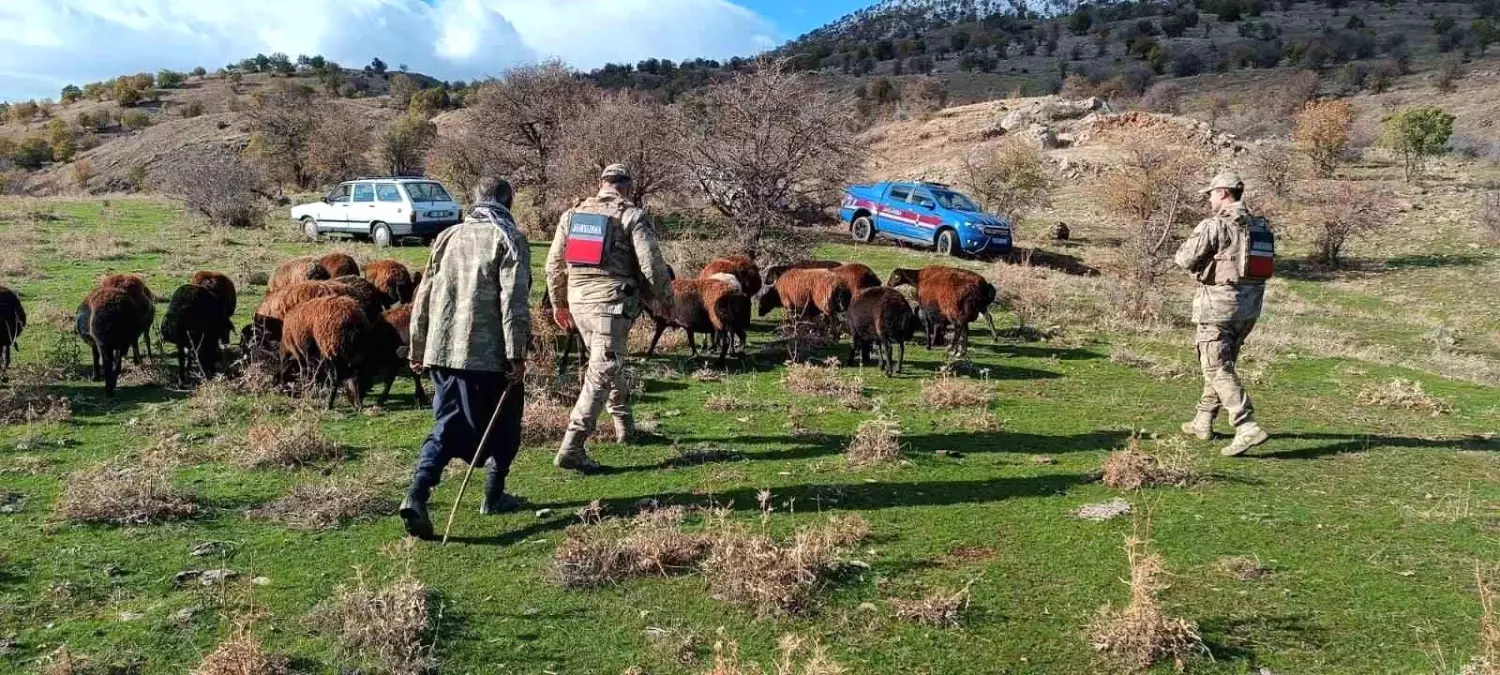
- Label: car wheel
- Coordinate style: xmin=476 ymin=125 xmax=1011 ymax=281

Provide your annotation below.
xmin=936 ymin=229 xmax=959 ymax=257
xmin=852 ymin=215 xmax=875 ymax=243
xmin=302 ymin=217 xmax=320 ymax=241
xmin=372 ymin=223 xmax=393 ymax=248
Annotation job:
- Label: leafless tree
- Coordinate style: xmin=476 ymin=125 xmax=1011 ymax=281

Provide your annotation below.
xmin=1249 ymin=143 xmax=1297 ymax=197
xmin=306 ymin=110 xmax=371 ymax=185
xmin=558 ymin=91 xmax=682 ymax=205
xmin=1296 ymin=180 xmax=1396 ymax=267
xmin=156 ymin=152 xmax=267 ymax=228
xmin=675 ymin=60 xmax=861 ymax=256
xmin=960 ymin=137 xmax=1054 ymax=239
xmin=244 ymin=82 xmax=320 ymax=188
xmin=1099 ymin=133 xmax=1209 ymax=321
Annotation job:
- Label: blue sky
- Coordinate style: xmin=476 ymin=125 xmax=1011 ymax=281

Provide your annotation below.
xmin=0 ymin=0 xmax=877 ymax=102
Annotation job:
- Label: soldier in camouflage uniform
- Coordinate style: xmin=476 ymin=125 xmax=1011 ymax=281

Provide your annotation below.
xmin=399 ymin=177 xmax=532 ymax=540
xmin=1174 ymin=172 xmax=1271 ymax=457
xmin=545 ymin=164 xmax=674 ymax=473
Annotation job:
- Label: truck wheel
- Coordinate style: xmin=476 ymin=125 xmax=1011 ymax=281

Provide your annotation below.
xmin=302 ymin=217 xmax=321 ymax=242
xmin=372 ymin=223 xmax=393 ymax=248
xmin=852 ymin=215 xmax=875 ymax=243
xmin=936 ymin=229 xmax=959 ymax=257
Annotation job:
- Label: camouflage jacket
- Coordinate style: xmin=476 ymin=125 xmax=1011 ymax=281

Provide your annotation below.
xmin=1174 ymin=201 xmax=1265 ymax=324
xmin=544 ymin=187 xmax=674 ymax=318
xmin=410 ymin=202 xmax=532 ymax=372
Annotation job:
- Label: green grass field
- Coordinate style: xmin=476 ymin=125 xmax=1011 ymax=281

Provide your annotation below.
xmin=1 ymin=197 xmax=1497 ymax=674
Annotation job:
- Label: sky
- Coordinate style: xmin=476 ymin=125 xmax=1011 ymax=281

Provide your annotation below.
xmin=0 ymin=0 xmax=873 ymax=102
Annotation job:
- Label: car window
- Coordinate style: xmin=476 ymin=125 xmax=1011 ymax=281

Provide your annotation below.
xmin=353 ymin=183 xmax=375 ymax=203
xmin=932 ymin=189 xmax=980 ymax=212
xmin=910 ymin=189 xmax=937 ymax=209
xmin=405 ymin=182 xmax=452 ymax=203
xmin=375 ymin=183 xmax=402 ymax=202
xmin=328 ymin=185 xmax=351 ymax=204
xmin=888 ymin=187 xmax=912 ymax=203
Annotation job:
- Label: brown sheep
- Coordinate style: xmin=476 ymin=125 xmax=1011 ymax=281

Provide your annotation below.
xmin=318 ymin=252 xmax=361 ymax=278
xmin=763 ymin=260 xmax=840 ymax=286
xmin=280 ymin=295 xmax=373 ymax=409
xmin=369 ymin=304 xmax=428 ymax=407
xmin=699 ymin=255 xmax=763 ymax=298
xmin=331 ymin=275 xmax=392 ymax=316
xmin=847 ymin=287 xmax=918 ymax=376
xmin=267 ymin=256 xmax=331 ymax=294
xmin=364 ymin=259 xmax=416 ymax=305
xmin=99 ymin=273 xmax=157 ymax=363
xmin=160 ymin=284 xmax=233 ymax=382
xmin=76 ymin=287 xmax=148 ymax=395
xmin=830 ymin=263 xmax=881 ymax=294
xmin=190 ymin=271 xmax=238 ymax=321
xmin=757 ymin=268 xmax=852 ymax=318
xmin=0 ymin=285 xmax=25 ymax=368
xmin=245 ymin=280 xmax=353 ymax=349
xmin=885 ymin=266 xmax=998 ymax=357
xmin=645 ymin=278 xmax=750 ymax=367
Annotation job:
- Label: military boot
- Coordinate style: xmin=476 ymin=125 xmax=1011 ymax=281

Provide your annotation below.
xmin=554 ymin=431 xmax=602 ymax=474
xmin=479 ymin=463 xmax=525 ymax=515
xmin=1220 ymin=423 xmax=1269 ymax=457
xmin=398 ymin=488 xmax=435 ymax=540
xmin=1180 ymin=411 xmax=1216 ymax=441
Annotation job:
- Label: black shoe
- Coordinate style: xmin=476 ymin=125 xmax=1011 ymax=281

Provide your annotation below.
xmin=399 ymin=495 xmax=435 ymax=540
xmin=480 ymin=492 xmax=528 ymax=515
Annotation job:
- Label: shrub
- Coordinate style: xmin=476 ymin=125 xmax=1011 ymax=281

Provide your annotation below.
xmin=1250 ymin=143 xmax=1297 ymax=197
xmin=1276 ymin=70 xmax=1321 ymax=116
xmin=157 ymin=69 xmax=186 ymax=89
xmin=548 ymin=507 xmax=711 ymax=587
xmin=701 ymin=514 xmax=872 ymax=616
xmin=237 ymin=412 xmax=344 ymax=468
xmin=72 ymin=160 xmax=94 ymax=190
xmin=960 ymin=136 xmax=1054 ymax=235
xmin=157 ymin=152 xmax=266 ymax=227
xmin=191 ymin=623 xmax=288 ymax=675
xmin=191 ymin=66 xmax=208 ymax=77
xmin=1436 ymin=54 xmax=1463 ymax=93
xmin=181 ymin=101 xmax=204 ymax=119
xmin=1293 ymin=99 xmax=1354 ymax=178
xmin=1295 ymin=180 xmax=1397 ymax=267
xmin=920 ymin=371 xmax=994 ymax=408
xmin=782 ymin=358 xmax=868 ymax=409
xmin=381 ymin=114 xmax=435 ymax=177
xmin=307 ymin=112 xmax=371 ymax=184
xmin=1138 ymin=81 xmax=1182 ymax=114
xmin=12 ymin=137 xmax=52 ymax=170
xmin=1380 ymin=106 xmax=1455 ymax=182
xmin=121 ymin=110 xmax=151 ymax=131
xmin=1481 ymin=187 xmax=1500 ymax=242
xmin=247 ymin=479 xmax=395 ymax=530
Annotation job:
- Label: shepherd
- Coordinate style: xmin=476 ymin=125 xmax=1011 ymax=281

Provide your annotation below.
xmin=399 ymin=176 xmax=532 ymax=540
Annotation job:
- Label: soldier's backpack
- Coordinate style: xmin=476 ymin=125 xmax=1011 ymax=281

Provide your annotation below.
xmin=1237 ymin=215 xmax=1276 ymax=281
xmin=563 ymin=211 xmax=613 ymax=267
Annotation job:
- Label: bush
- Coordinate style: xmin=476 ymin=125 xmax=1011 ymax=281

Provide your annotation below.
xmin=1481 ymin=187 xmax=1500 ymax=242
xmin=1099 ymin=133 xmax=1208 ymax=321
xmin=381 ymin=114 xmax=436 ymax=177
xmin=181 ymin=101 xmax=204 ymax=119
xmin=191 ymin=66 xmax=208 ymax=77
xmin=1249 ymin=143 xmax=1297 ymax=196
xmin=1436 ymin=54 xmax=1463 ymax=93
xmin=1296 ymin=180 xmax=1397 ymax=266
xmin=157 ymin=69 xmax=186 ymax=88
xmin=115 ymin=82 xmax=142 ymax=107
xmin=72 ymin=160 xmax=94 ymax=189
xmin=1138 ymin=81 xmax=1183 ymax=113
xmin=121 ymin=110 xmax=151 ymax=131
xmin=1380 ymin=106 xmax=1455 ymax=182
xmin=157 ymin=152 xmax=268 ymax=228
xmin=960 ymin=137 xmax=1054 ymax=235
xmin=12 ymin=137 xmax=52 ymax=170
xmin=1293 ymin=99 xmax=1354 ymax=178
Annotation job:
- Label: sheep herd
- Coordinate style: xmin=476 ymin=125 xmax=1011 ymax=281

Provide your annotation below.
xmin=0 ymin=250 xmax=1000 ymax=407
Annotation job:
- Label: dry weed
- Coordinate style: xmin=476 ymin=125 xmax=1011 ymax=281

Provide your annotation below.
xmin=1215 ymin=555 xmax=1268 ymax=581
xmin=1356 ymin=378 xmax=1454 ymax=416
xmin=0 ymin=364 xmax=71 ymax=425
xmin=186 ymin=378 xmax=242 ymax=426
xmin=308 ymin=570 xmax=434 ymax=675
xmin=237 ymin=411 xmax=343 ymax=469
xmin=56 ymin=463 xmax=201 ymax=525
xmin=702 ymin=514 xmax=872 ymax=616
xmin=706 ymin=634 xmax=847 ymax=675
xmin=1088 ymin=527 xmax=1206 ymax=672
xmin=1466 ymin=564 xmax=1500 ymax=675
xmin=783 ymin=358 xmax=869 ymax=410
xmin=248 ymin=479 xmax=395 ymax=531
xmin=191 ymin=623 xmax=288 ymax=675
xmin=889 ymin=583 xmax=973 ymax=628
xmin=1101 ymin=435 xmax=1200 ymax=490
xmin=845 ymin=415 xmax=903 ymax=467
xmin=56 ymin=231 xmax=130 ymax=261
xmin=919 ymin=371 xmax=994 ymax=409
xmin=1108 ymin=345 xmax=1191 ymax=380
xmin=549 ymin=507 xmax=711 ymax=588
xmin=521 ymin=396 xmax=572 ymax=446
xmin=948 ymin=408 xmax=1004 ymax=433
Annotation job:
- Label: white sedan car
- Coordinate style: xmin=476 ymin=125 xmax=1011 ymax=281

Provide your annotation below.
xmin=291 ymin=177 xmax=462 ymax=247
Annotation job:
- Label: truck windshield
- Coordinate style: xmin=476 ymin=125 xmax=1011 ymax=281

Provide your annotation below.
xmin=931 ymin=189 xmax=981 ymax=212
xmin=405 ymin=182 xmax=452 ymax=203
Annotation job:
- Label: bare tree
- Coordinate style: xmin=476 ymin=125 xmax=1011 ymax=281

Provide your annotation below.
xmin=244 ymin=82 xmax=320 ymax=188
xmin=558 ymin=91 xmax=682 ymax=205
xmin=1296 ymin=180 xmax=1396 ymax=267
xmin=1099 ymin=133 xmax=1209 ymax=321
xmin=306 ymin=109 xmax=371 ymax=185
xmin=1249 ymin=143 xmax=1297 ymax=197
xmin=960 ymin=137 xmax=1054 ymax=239
xmin=676 ymin=60 xmax=861 ymax=256
xmin=156 ymin=152 xmax=267 ymax=228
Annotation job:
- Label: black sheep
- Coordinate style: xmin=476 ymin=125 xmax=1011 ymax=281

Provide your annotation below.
xmin=77 ymin=287 xmax=148 ymax=395
xmin=0 ymin=285 xmax=26 ymax=368
xmin=161 ymin=284 xmax=233 ymax=383
xmin=847 ymin=287 xmax=918 ymax=376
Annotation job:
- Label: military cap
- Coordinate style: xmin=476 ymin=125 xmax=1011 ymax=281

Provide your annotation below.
xmin=601 ymin=164 xmax=631 ymax=181
xmin=1201 ymin=171 xmax=1244 ymax=194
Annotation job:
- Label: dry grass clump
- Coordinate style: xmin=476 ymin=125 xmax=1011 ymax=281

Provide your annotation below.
xmin=949 ymin=408 xmax=1003 ymax=433
xmin=0 ymin=365 xmax=72 ymax=424
xmin=1108 ymin=345 xmax=1191 ymax=380
xmin=191 ymin=623 xmax=288 ymax=675
xmin=1215 ymin=555 xmax=1268 ymax=581
xmin=549 ymin=506 xmax=712 ymax=588
xmin=247 ymin=479 xmax=395 ymax=531
xmin=889 ymin=584 xmax=973 ymax=628
xmin=706 ymin=634 xmax=846 ymax=675
xmin=521 ymin=396 xmax=572 ymax=446
xmin=186 ymin=377 xmax=242 ymax=426
xmin=1355 ymin=378 xmax=1454 ymax=416
xmin=844 ymin=415 xmax=903 ymax=467
xmin=919 ymin=371 xmax=994 ymax=409
xmin=308 ymin=571 xmax=435 ymax=675
xmin=237 ymin=411 xmax=344 ymax=469
xmin=1088 ymin=530 xmax=1206 ymax=673
xmin=56 ymin=463 xmax=201 ymax=525
xmin=702 ymin=514 xmax=872 ymax=616
xmin=1464 ymin=564 xmax=1500 ymax=675
xmin=1101 ymin=435 xmax=1200 ymax=490
xmin=55 ymin=231 xmax=131 ymax=262
xmin=782 ymin=359 xmax=868 ymax=409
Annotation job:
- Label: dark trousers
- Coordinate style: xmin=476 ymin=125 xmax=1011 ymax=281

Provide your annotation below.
xmin=409 ymin=366 xmax=525 ymax=500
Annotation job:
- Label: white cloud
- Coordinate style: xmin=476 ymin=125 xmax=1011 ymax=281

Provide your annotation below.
xmin=0 ymin=0 xmax=781 ymax=100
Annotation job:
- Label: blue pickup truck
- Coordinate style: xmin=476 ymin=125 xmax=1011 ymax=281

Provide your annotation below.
xmin=838 ymin=181 xmax=1012 ymax=257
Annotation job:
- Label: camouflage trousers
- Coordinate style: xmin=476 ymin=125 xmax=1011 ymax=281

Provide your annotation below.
xmin=1195 ymin=319 xmax=1257 ymax=427
xmin=564 ymin=311 xmax=632 ymax=443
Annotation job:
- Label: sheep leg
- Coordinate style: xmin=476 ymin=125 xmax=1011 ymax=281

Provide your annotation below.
xmin=687 ymin=331 xmax=699 ymax=358
xmin=103 ymin=348 xmax=119 ymax=396
xmin=557 ymin=333 xmax=574 ymax=376
xmin=344 ymin=374 xmax=362 ymax=411
xmin=644 ymin=322 xmax=669 ymax=359
xmin=897 ymin=340 xmax=906 ymax=375
xmin=983 ymin=311 xmax=999 ymax=343
xmin=411 ymin=371 xmax=428 ymax=407
xmin=848 ymin=338 xmax=859 ymax=367
xmin=377 ymin=372 xmax=396 ymax=407
xmin=716 ymin=329 xmax=731 ymax=369
xmin=89 ymin=344 xmax=102 ymax=381
xmin=130 ymin=339 xmax=141 ymax=366
xmin=176 ymin=344 xmax=187 ymax=385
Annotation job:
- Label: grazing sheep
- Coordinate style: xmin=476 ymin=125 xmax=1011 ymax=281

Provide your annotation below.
xmin=330 ymin=275 xmax=392 ymax=316
xmin=699 ymin=255 xmax=763 ymax=298
xmin=886 ymin=266 xmax=998 ymax=357
xmin=267 ymin=256 xmax=332 ymax=294
xmin=645 ymin=278 xmax=750 ymax=367
xmin=847 ymin=287 xmax=918 ymax=376
xmin=757 ymin=268 xmax=852 ymax=318
xmin=190 ymin=271 xmax=238 ymax=321
xmin=279 ymin=295 xmax=373 ymax=409
xmin=363 ymin=259 xmax=416 ymax=305
xmin=368 ymin=304 xmax=428 ymax=407
xmin=318 ymin=252 xmax=361 ymax=278
xmin=160 ymin=284 xmax=233 ymax=382
xmin=76 ymin=288 xmax=148 ymax=395
xmin=98 ymin=274 xmax=157 ymax=363
xmin=538 ymin=287 xmax=586 ymax=375
xmin=246 ymin=280 xmax=356 ymax=349
xmin=763 ymin=260 xmax=840 ymax=286
xmin=0 ymin=285 xmax=25 ymax=368
xmin=830 ymin=263 xmax=881 ymax=294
